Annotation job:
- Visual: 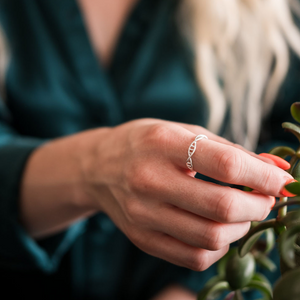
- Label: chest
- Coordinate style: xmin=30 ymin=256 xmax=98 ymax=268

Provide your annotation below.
xmin=78 ymin=0 xmax=138 ymax=66
xmin=0 ymin=0 xmax=208 ymax=138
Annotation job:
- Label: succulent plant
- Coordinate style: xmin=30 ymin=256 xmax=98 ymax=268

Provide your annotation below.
xmin=197 ymin=102 xmax=300 ymax=300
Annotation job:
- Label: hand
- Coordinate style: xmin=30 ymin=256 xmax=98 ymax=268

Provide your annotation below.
xmin=150 ymin=285 xmax=196 ymax=300
xmin=82 ymin=118 xmax=292 ymax=271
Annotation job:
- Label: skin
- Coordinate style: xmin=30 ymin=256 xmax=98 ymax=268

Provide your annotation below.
xmin=78 ymin=0 xmax=138 ymax=66
xmin=19 ymin=1 xmax=293 ymax=299
xmin=21 ymin=120 xmax=292 ymax=298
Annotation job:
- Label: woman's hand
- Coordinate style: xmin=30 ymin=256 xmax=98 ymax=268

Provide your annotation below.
xmin=79 ymin=118 xmax=292 ymax=271
xmin=21 ymin=118 xmax=291 ymax=270
xmin=150 ymin=284 xmax=196 ymax=300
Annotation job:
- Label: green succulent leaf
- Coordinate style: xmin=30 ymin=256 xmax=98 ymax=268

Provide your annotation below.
xmin=225 ymin=251 xmax=256 ymax=290
xmin=244 ymin=280 xmax=273 ymax=300
xmin=279 ymin=224 xmax=300 ymax=269
xmin=264 ymin=228 xmax=275 ymax=254
xmin=238 ymin=220 xmax=276 ymax=257
xmin=292 ymin=161 xmax=300 ymax=179
xmin=282 ymin=122 xmax=300 ymax=142
xmin=197 ymin=281 xmax=230 ymax=300
xmin=291 ymin=102 xmax=300 ymax=123
xmin=243 ymin=186 xmax=253 ymax=192
xmin=269 ymin=146 xmax=295 ymax=158
xmin=273 ymin=268 xmax=300 ymax=300
xmin=205 ymin=275 xmax=225 ymax=288
xmin=252 ymin=273 xmax=272 ymax=287
xmin=254 ymin=252 xmax=277 ymax=272
xmin=280 ymin=210 xmax=300 ymax=227
xmin=218 ymin=248 xmax=237 ymax=277
xmin=285 ymin=181 xmax=300 ymax=196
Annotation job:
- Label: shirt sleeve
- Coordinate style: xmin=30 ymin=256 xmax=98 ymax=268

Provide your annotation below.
xmin=0 ymin=103 xmax=86 ymax=274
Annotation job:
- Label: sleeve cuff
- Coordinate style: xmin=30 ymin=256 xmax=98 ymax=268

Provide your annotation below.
xmin=0 ymin=141 xmax=86 ymax=273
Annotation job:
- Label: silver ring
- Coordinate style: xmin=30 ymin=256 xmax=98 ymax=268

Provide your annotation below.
xmin=186 ymin=134 xmax=208 ymax=171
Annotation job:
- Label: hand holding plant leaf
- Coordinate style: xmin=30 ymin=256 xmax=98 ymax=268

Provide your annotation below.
xmin=197 ymin=102 xmax=300 ymax=300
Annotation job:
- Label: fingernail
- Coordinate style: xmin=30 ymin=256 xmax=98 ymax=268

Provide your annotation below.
xmin=259 ymin=153 xmax=290 ymax=170
xmin=280 ymin=178 xmax=297 ymax=197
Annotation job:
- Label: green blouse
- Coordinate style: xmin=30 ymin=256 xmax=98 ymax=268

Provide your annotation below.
xmin=0 ymin=0 xmax=299 ymax=299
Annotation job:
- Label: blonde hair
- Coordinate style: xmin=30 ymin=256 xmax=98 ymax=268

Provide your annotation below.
xmin=179 ymin=0 xmax=300 ymax=150
xmin=0 ymin=26 xmax=8 ymax=100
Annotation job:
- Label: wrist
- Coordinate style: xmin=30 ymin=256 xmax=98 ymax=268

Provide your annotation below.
xmin=77 ymin=127 xmax=115 ymax=212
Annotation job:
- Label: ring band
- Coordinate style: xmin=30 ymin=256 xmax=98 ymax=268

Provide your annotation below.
xmin=186 ymin=134 xmax=208 ymax=171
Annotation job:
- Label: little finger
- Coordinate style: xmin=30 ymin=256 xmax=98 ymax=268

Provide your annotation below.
xmin=135 ymin=229 xmax=229 ymax=271
xmin=150 ymin=204 xmax=250 ymax=250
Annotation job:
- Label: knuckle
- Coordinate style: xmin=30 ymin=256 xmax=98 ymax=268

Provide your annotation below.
xmin=123 ymin=199 xmax=147 ymax=226
xmin=215 ymin=188 xmax=237 ymax=223
xmin=125 ymin=161 xmax=155 ymax=194
xmin=216 ymin=149 xmax=242 ymax=182
xmin=146 ymin=123 xmax=172 ymax=152
xmin=188 ymin=251 xmax=209 ymax=271
xmin=205 ymin=224 xmax=226 ymax=251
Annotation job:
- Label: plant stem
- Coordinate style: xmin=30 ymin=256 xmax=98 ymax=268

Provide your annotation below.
xmin=278 ymin=197 xmax=288 ymax=218
xmin=277 ymin=151 xmax=300 ymax=219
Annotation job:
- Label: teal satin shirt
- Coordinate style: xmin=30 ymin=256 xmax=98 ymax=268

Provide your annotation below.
xmin=0 ymin=0 xmax=300 ymax=299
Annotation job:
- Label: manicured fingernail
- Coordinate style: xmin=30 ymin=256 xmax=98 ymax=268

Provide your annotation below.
xmin=259 ymin=153 xmax=290 ymax=170
xmin=280 ymin=178 xmax=297 ymax=197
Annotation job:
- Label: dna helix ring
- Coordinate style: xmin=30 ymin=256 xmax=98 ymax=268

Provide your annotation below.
xmin=186 ymin=134 xmax=208 ymax=171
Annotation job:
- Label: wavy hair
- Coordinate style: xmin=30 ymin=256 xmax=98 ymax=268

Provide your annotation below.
xmin=0 ymin=25 xmax=8 ymax=99
xmin=179 ymin=0 xmax=300 ymax=150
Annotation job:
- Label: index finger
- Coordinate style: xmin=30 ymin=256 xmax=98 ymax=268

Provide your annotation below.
xmin=191 ymin=140 xmax=292 ymax=197
xmin=168 ymin=128 xmax=292 ymax=197
xmin=178 ymin=122 xmax=288 ymax=168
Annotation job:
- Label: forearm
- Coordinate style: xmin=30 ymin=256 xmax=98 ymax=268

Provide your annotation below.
xmin=20 ymin=128 xmax=111 ymax=238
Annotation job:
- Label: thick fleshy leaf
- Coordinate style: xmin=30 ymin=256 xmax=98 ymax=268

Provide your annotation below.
xmin=243 ymin=186 xmax=253 ymax=192
xmin=292 ymin=161 xmax=300 ymax=180
xmin=238 ymin=220 xmax=276 ymax=257
xmin=225 ymin=252 xmax=256 ymax=290
xmin=254 ymin=252 xmax=277 ymax=272
xmin=285 ymin=181 xmax=300 ymax=195
xmin=205 ymin=275 xmax=224 ymax=288
xmin=280 ymin=224 xmax=300 ymax=269
xmin=197 ymin=281 xmax=230 ymax=300
xmin=244 ymin=280 xmax=273 ymax=300
xmin=252 ymin=273 xmax=272 ymax=287
xmin=264 ymin=228 xmax=275 ymax=254
xmin=273 ymin=268 xmax=300 ymax=300
xmin=291 ymin=102 xmax=300 ymax=123
xmin=269 ymin=146 xmax=295 ymax=158
xmin=282 ymin=122 xmax=300 ymax=142
xmin=218 ymin=248 xmax=236 ymax=277
xmin=281 ymin=210 xmax=300 ymax=227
